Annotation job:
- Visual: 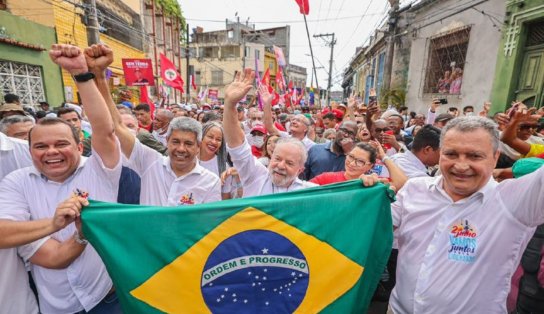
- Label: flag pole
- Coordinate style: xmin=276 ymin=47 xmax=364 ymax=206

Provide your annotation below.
xmin=303 ymin=14 xmax=320 ymax=108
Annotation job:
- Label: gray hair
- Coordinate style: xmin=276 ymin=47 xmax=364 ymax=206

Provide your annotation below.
xmin=167 ymin=117 xmax=203 ymax=143
xmin=275 ymin=137 xmax=308 ymax=166
xmin=0 ymin=115 xmax=34 ymax=133
xmin=440 ymin=116 xmax=499 ymax=153
xmin=156 ymin=109 xmax=174 ymax=121
xmin=323 ymin=128 xmax=336 ymax=139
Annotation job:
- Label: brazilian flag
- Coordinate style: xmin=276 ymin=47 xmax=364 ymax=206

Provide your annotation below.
xmin=83 ymin=180 xmax=394 ymax=313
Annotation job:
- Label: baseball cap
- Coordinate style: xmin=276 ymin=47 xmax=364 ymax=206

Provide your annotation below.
xmin=331 ymin=109 xmax=344 ymax=120
xmin=250 ymin=124 xmax=267 ymax=135
xmin=202 ymin=104 xmax=211 ymax=110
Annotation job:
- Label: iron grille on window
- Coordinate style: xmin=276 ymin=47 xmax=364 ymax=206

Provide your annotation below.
xmin=0 ymin=60 xmax=46 ymax=105
xmin=527 ymin=21 xmax=544 ymax=47
xmin=423 ymin=26 xmax=471 ymax=94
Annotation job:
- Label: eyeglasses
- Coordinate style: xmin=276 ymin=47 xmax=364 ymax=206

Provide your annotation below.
xmin=250 ymin=117 xmax=263 ymax=121
xmin=374 ymin=127 xmax=390 ymax=133
xmin=519 ymin=124 xmax=538 ymax=130
xmin=346 ymin=154 xmax=370 ymax=167
xmin=338 ymin=128 xmax=356 ymax=137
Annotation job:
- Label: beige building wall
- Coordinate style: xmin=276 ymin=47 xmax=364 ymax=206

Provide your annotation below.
xmin=8 ymin=0 xmax=55 ymax=27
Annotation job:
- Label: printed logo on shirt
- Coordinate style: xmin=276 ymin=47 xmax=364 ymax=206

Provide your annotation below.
xmin=179 ymin=193 xmax=195 ymax=206
xmin=448 ymin=220 xmax=478 ymax=263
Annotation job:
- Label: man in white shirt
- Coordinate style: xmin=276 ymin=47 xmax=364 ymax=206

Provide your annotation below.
xmin=0 ymin=131 xmax=32 ymax=181
xmin=390 ymin=125 xmax=441 ymax=178
xmin=0 ymin=44 xmax=122 ymax=314
xmin=385 ymin=116 xmax=544 ymax=313
xmin=262 ymin=93 xmax=315 ymax=150
xmin=151 ymin=109 xmax=174 ymax=146
xmin=223 ymin=70 xmax=317 ymax=197
xmin=88 ymin=43 xmax=221 ymax=206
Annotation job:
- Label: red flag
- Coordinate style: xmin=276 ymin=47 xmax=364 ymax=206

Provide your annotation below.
xmin=190 ymin=74 xmax=197 ymax=90
xmin=294 ymin=0 xmax=309 ymax=15
xmin=139 ymin=86 xmax=155 ymax=119
xmin=276 ymin=67 xmax=286 ymax=92
xmin=160 ymin=53 xmax=184 ymax=92
xmin=261 ymin=68 xmax=270 ymax=86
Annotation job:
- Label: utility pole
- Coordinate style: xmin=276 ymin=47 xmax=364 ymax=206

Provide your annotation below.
xmin=83 ymin=0 xmax=100 ymax=45
xmin=314 ymin=33 xmax=336 ymax=108
xmin=382 ymin=0 xmax=399 ymax=92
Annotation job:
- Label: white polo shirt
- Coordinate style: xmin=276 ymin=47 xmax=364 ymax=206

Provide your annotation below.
xmin=278 ymin=130 xmax=315 ymax=150
xmin=390 ymin=167 xmax=544 ymax=313
xmin=127 ymin=139 xmax=221 ymax=206
xmin=0 ymin=153 xmax=122 ymax=314
xmin=390 ymin=150 xmax=429 ymax=178
xmin=227 ymin=139 xmax=317 ymax=197
xmin=0 ymin=238 xmax=46 ymax=314
xmin=0 ymin=132 xmax=32 ymax=181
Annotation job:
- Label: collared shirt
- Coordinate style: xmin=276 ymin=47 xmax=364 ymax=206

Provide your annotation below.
xmin=0 ymin=153 xmax=122 ymax=314
xmin=0 ymin=132 xmax=32 ymax=182
xmin=303 ymin=141 xmax=345 ymax=180
xmin=127 ymin=139 xmax=221 ymax=206
xmin=390 ymin=150 xmax=428 ymax=178
xmin=227 ymin=139 xmax=317 ymax=197
xmin=0 ymin=238 xmax=46 ymax=314
xmin=390 ymin=168 xmax=544 ymax=314
xmin=278 ymin=130 xmax=315 ymax=150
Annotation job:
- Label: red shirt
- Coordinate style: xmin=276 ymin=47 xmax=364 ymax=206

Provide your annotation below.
xmin=139 ymin=122 xmax=153 ymax=132
xmin=251 ymin=145 xmax=263 ymax=158
xmin=309 ymin=171 xmax=347 ymax=185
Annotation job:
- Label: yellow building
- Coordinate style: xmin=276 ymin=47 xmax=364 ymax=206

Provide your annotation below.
xmin=9 ymin=0 xmax=145 ymax=103
xmin=264 ymin=50 xmax=277 ymax=90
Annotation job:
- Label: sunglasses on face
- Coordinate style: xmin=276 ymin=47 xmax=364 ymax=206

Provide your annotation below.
xmin=374 ymin=127 xmax=389 ymax=133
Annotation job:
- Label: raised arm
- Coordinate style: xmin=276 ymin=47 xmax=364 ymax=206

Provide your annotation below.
xmin=223 ymin=69 xmax=255 ymax=148
xmin=372 ymin=140 xmax=408 ymax=191
xmin=84 ymin=44 xmax=135 ymax=158
xmin=49 ymin=44 xmax=119 ymax=168
xmin=262 ymin=86 xmax=280 ymax=136
xmin=500 ymin=108 xmax=537 ymax=156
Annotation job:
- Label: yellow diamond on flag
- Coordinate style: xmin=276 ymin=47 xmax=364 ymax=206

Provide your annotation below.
xmin=131 ymin=207 xmax=363 ymax=313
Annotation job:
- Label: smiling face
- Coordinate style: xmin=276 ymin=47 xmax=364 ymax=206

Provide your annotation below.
xmin=268 ymin=142 xmax=304 ymax=187
xmin=201 ymin=126 xmax=223 ymax=156
xmin=167 ymin=130 xmax=200 ymax=175
xmin=29 ymin=123 xmax=82 ymax=183
xmin=439 ymin=128 xmax=499 ymax=202
xmin=344 ymin=146 xmax=373 ymax=178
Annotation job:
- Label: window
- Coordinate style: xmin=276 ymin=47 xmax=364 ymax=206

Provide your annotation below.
xmin=195 ymin=71 xmax=201 ymax=85
xmin=0 ymin=60 xmax=45 ymax=105
xmin=244 ymin=46 xmax=251 ymax=58
xmin=255 ymin=49 xmax=260 ymax=60
xmin=211 ymin=70 xmax=223 ymax=85
xmin=227 ymin=30 xmax=234 ymax=39
xmin=199 ymin=47 xmax=218 ymax=59
xmin=423 ymin=26 xmax=471 ymax=94
xmin=269 ymin=62 xmax=274 ymax=71
xmin=221 ymin=46 xmax=240 ymax=58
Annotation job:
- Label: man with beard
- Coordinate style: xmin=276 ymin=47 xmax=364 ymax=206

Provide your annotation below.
xmin=303 ymin=120 xmax=358 ymax=180
xmin=223 ymin=70 xmax=317 ymax=197
xmin=87 ymin=43 xmax=220 ymax=206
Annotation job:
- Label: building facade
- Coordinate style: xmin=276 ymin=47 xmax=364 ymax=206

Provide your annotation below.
xmin=0 ymin=9 xmax=64 ymax=107
xmin=491 ymin=0 xmax=544 ymax=111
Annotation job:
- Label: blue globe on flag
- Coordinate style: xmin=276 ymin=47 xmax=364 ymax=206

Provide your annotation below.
xmin=201 ymin=230 xmax=310 ymax=313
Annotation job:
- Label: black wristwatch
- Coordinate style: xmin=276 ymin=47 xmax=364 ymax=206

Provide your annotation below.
xmin=73 ymin=71 xmax=96 ymax=82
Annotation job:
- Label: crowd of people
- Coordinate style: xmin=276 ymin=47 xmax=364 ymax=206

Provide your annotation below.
xmin=0 ymin=43 xmax=543 ymax=314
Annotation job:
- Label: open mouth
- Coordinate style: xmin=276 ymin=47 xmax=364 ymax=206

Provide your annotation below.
xmin=206 ymin=144 xmax=218 ymax=153
xmin=44 ymin=159 xmax=64 ymax=165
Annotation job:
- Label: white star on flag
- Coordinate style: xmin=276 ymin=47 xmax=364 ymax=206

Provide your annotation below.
xmin=262 ymin=248 xmax=269 ymax=254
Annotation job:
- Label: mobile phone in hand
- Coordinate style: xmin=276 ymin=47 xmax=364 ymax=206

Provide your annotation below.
xmin=439 ymin=98 xmax=448 ymax=105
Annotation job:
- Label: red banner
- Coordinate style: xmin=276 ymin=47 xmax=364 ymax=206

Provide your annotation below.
xmin=122 ymin=59 xmax=154 ymax=86
xmin=208 ymin=89 xmax=218 ymax=100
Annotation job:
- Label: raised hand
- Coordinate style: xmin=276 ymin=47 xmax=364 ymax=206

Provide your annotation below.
xmin=49 ymin=44 xmax=88 ymax=76
xmin=52 ymin=195 xmax=89 ymax=231
xmin=84 ymin=44 xmax=114 ymax=78
xmin=369 ymin=140 xmax=386 ymax=160
xmin=347 ymin=91 xmax=356 ymax=110
xmin=431 ymin=99 xmax=440 ymax=112
xmin=224 ymin=68 xmax=255 ymax=107
xmin=258 ymin=84 xmax=273 ymax=107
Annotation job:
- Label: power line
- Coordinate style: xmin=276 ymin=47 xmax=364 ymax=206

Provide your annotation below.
xmin=336 ymin=0 xmax=380 ymax=57
xmin=184 ymin=12 xmax=387 ymax=24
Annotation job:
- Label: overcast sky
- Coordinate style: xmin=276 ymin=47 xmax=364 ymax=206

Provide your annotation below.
xmin=180 ymin=0 xmax=400 ymax=91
